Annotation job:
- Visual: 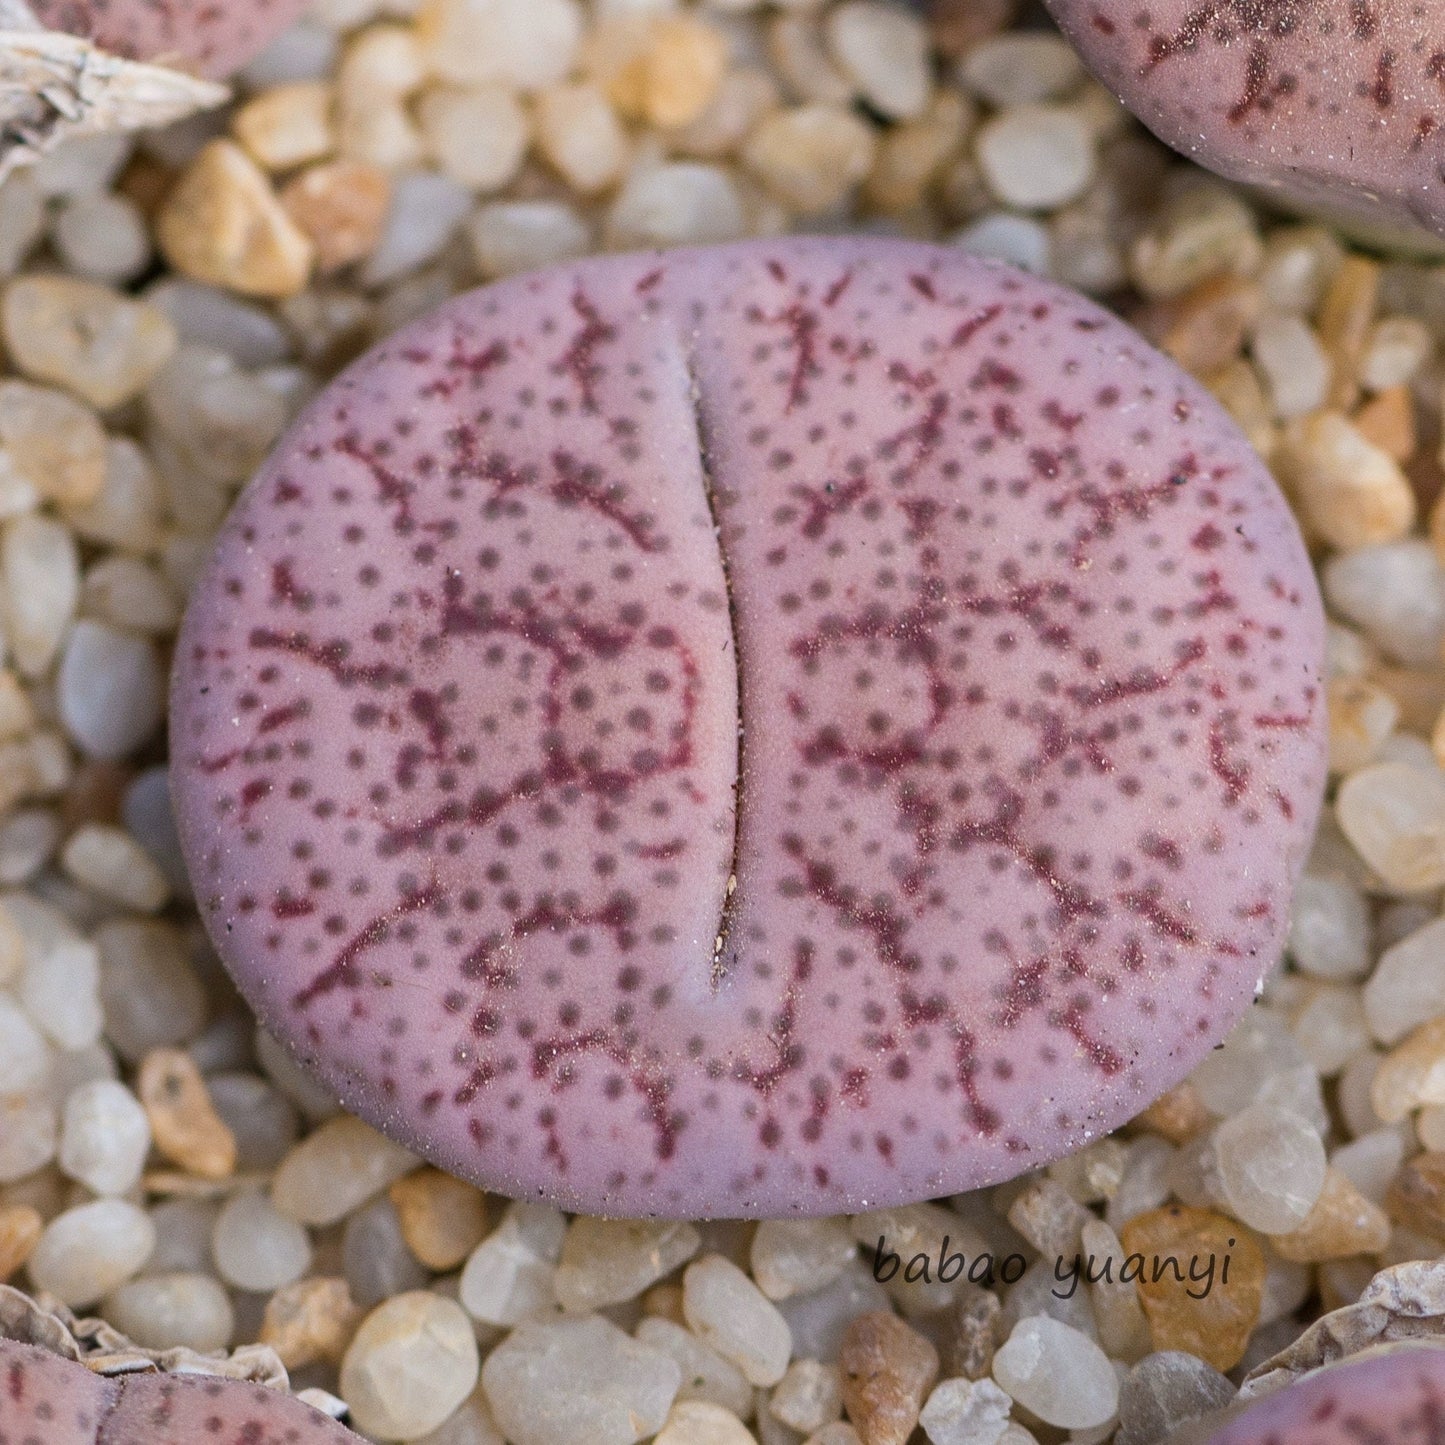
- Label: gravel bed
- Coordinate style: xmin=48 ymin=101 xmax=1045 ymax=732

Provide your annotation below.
xmin=0 ymin=0 xmax=1444 ymax=1442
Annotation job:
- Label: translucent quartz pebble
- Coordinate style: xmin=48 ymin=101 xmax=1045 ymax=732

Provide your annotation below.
xmin=991 ymin=1316 xmax=1117 ymax=1430
xmin=170 ymin=238 xmax=1327 ymax=1217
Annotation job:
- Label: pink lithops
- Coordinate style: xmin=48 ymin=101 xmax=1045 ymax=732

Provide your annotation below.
xmin=0 ymin=1339 xmax=364 ymax=1444
xmin=27 ymin=0 xmax=307 ymax=78
xmin=1174 ymin=1347 xmax=1445 ymax=1444
xmin=170 ymin=237 xmax=1327 ymax=1218
xmin=1045 ymin=0 xmax=1445 ymax=239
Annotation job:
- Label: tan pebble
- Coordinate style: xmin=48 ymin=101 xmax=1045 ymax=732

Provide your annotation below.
xmin=1353 ymin=384 xmax=1416 ymax=463
xmin=0 ymin=379 xmax=107 ymax=509
xmin=388 ymin=1167 xmax=488 ymax=1271
xmin=1371 ymin=1016 xmax=1445 ymax=1123
xmin=837 ymin=1310 xmax=939 ymax=1445
xmin=280 ymin=161 xmax=391 ymax=274
xmin=608 ymin=15 xmax=729 ymax=128
xmin=260 ymin=1275 xmax=364 ymax=1369
xmin=1275 ymin=409 xmax=1415 ymax=551
xmin=0 ymin=1204 xmax=42 ymax=1280
xmin=863 ymin=89 xmax=972 ymax=214
xmin=1133 ymin=1080 xmax=1213 ymax=1144
xmin=928 ymin=0 xmax=1018 ymax=56
xmin=1318 ymin=255 xmax=1380 ymax=410
xmin=1327 ymin=676 xmax=1399 ymax=775
xmin=2 ymin=278 xmax=176 ymax=412
xmin=641 ymin=1282 xmax=687 ymax=1324
xmin=1203 ymin=358 xmax=1276 ymax=459
xmin=1153 ymin=275 xmax=1263 ymax=377
xmin=137 ymin=1046 xmax=238 ymax=1180
xmin=233 ymin=81 xmax=336 ymax=172
xmin=743 ymin=104 xmax=877 ymax=215
xmin=157 ymin=140 xmax=314 ymax=299
xmin=1119 ymin=1204 xmax=1264 ymax=1371
xmin=1272 ymin=1166 xmax=1391 ymax=1261
xmin=59 ymin=760 xmax=131 ymax=831
xmin=1432 ymin=706 xmax=1445 ymax=772
xmin=1386 ymin=1151 xmax=1445 ymax=1238
xmin=1374 ymin=665 xmax=1445 ymax=735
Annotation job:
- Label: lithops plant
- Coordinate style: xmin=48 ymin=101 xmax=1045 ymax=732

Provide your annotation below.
xmin=0 ymin=0 xmax=306 ymax=179
xmin=1165 ymin=1345 xmax=1445 ymax=1444
xmin=1045 ymin=0 xmax=1445 ymax=241
xmin=21 ymin=0 xmax=306 ymax=77
xmin=0 ymin=1338 xmax=365 ymax=1444
xmin=171 ymin=236 xmax=1328 ymax=1219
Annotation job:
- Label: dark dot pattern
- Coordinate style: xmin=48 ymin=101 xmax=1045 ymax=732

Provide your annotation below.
xmin=170 ymin=238 xmax=1327 ymax=1218
xmin=0 ymin=1340 xmax=363 ymax=1445
xmin=1207 ymin=1346 xmax=1445 ymax=1445
xmin=30 ymin=0 xmax=308 ymax=79
xmin=1047 ymin=0 xmax=1445 ymax=237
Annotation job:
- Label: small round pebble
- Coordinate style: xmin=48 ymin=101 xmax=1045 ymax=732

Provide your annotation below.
xmin=212 ymin=1187 xmax=313 ymax=1292
xmin=57 ymin=1077 xmax=151 ymax=1196
xmin=991 ymin=1316 xmax=1117 ymax=1431
xmin=28 ymin=1197 xmax=156 ymax=1308
xmin=340 ymin=1291 xmax=481 ymax=1441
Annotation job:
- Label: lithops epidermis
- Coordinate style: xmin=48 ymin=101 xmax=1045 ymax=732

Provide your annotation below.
xmin=28 ymin=0 xmax=308 ymax=78
xmin=0 ymin=1339 xmax=363 ymax=1444
xmin=1164 ymin=1343 xmax=1445 ymax=1445
xmin=171 ymin=238 xmax=1326 ymax=1218
xmin=1045 ymin=0 xmax=1445 ymax=241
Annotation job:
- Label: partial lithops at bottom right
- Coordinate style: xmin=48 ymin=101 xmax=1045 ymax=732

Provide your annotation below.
xmin=1043 ymin=0 xmax=1445 ymax=244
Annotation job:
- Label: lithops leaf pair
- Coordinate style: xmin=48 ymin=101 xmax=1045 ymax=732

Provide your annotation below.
xmin=24 ymin=0 xmax=306 ymax=78
xmin=1045 ymin=0 xmax=1445 ymax=242
xmin=170 ymin=236 xmax=1328 ymax=1219
xmin=0 ymin=1338 xmax=363 ymax=1444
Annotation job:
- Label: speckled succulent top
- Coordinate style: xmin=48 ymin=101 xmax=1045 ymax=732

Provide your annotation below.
xmin=1046 ymin=0 xmax=1445 ymax=239
xmin=1196 ymin=1347 xmax=1445 ymax=1445
xmin=30 ymin=0 xmax=307 ymax=78
xmin=0 ymin=1340 xmax=363 ymax=1444
xmin=170 ymin=238 xmax=1327 ymax=1219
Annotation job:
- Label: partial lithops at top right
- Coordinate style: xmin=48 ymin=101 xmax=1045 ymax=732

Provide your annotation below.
xmin=1043 ymin=0 xmax=1445 ymax=241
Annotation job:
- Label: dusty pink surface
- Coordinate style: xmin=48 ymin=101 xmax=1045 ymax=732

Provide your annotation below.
xmin=30 ymin=0 xmax=307 ymax=78
xmin=1201 ymin=1348 xmax=1445 ymax=1445
xmin=1046 ymin=0 xmax=1445 ymax=238
xmin=0 ymin=1340 xmax=364 ymax=1444
xmin=171 ymin=238 xmax=1327 ymax=1218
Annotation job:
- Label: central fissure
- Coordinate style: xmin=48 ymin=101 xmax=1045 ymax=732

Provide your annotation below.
xmin=682 ymin=338 xmax=746 ymax=989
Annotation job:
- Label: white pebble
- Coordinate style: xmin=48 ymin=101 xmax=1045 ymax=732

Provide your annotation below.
xmin=1214 ymin=1102 xmax=1327 ymax=1233
xmin=29 ymin=1198 xmax=155 ymax=1308
xmin=361 ymin=169 xmax=472 ymax=287
xmin=53 ymin=192 xmax=152 ymax=284
xmin=824 ymin=0 xmax=932 ymax=120
xmin=920 ymin=1376 xmax=1013 ymax=1445
xmin=975 ymin=104 xmax=1095 ymax=211
xmin=2 ymin=513 xmax=79 ymax=678
xmin=466 ymin=200 xmax=592 ymax=279
xmin=213 ymin=1188 xmax=313 ymax=1291
xmin=460 ymin=1204 xmax=560 ymax=1326
xmin=418 ymin=0 xmax=583 ymax=90
xmin=1251 ymin=312 xmax=1329 ymax=419
xmin=1323 ymin=540 xmax=1445 ymax=669
xmin=418 ymin=83 xmax=529 ymax=191
xmin=57 ymin=619 xmax=165 ymax=761
xmin=683 ymin=1254 xmax=792 ymax=1387
xmin=58 ymin=1078 xmax=151 ymax=1195
xmin=1337 ymin=761 xmax=1445 ymax=894
xmin=1359 ymin=316 xmax=1432 ymax=391
xmin=207 ymin=1071 xmax=301 ymax=1170
xmin=0 ymin=1092 xmax=57 ymax=1181
xmin=341 ymin=1292 xmax=481 ymax=1440
xmin=959 ymin=34 xmax=1084 ymax=107
xmin=15 ymin=918 xmax=102 ymax=1053
xmin=61 ymin=823 xmax=171 ymax=912
xmin=481 ymin=1315 xmax=682 ymax=1445
xmin=103 ymin=1272 xmax=234 ymax=1353
xmin=953 ymin=213 xmax=1051 ymax=275
xmin=0 ymin=992 xmax=48 ymax=1093
xmin=991 ymin=1316 xmax=1117 ymax=1430
xmin=271 ymin=1113 xmax=418 ymax=1225
xmin=1365 ymin=916 xmax=1445 ymax=1045
xmin=606 ymin=163 xmax=746 ymax=249
xmin=96 ymin=919 xmax=207 ymax=1063
xmin=1287 ymin=873 xmax=1371 ymax=980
